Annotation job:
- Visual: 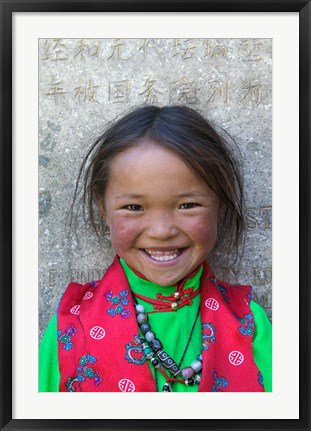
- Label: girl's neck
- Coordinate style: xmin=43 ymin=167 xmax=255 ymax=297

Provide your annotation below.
xmin=119 ymin=256 xmax=203 ymax=311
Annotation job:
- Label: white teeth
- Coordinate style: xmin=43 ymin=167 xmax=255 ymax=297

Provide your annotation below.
xmin=144 ymin=249 xmax=181 ymax=262
xmin=145 ymin=249 xmax=179 ymax=256
xmin=150 ymin=254 xmax=178 ymax=262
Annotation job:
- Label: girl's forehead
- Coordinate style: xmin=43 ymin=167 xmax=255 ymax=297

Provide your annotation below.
xmin=109 ymin=140 xmax=187 ymax=174
xmin=112 ymin=138 xmax=172 ymax=160
xmin=106 ymin=140 xmax=218 ymax=201
xmin=110 ymin=138 xmax=189 ymax=168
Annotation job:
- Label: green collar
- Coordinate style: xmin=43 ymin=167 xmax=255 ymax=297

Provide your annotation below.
xmin=119 ymin=258 xmax=203 ymax=300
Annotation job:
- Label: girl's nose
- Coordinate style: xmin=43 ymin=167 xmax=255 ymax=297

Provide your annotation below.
xmin=146 ymin=213 xmax=179 ymax=240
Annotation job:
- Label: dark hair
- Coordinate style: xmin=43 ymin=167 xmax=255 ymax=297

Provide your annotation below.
xmin=71 ymin=105 xmax=245 ymax=263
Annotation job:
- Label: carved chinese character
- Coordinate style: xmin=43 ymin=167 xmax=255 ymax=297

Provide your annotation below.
xmin=45 ymin=80 xmax=69 ymax=101
xmin=240 ymin=78 xmax=262 ymax=106
xmin=173 ymin=39 xmax=197 ymax=60
xmin=169 ymin=77 xmax=197 ymax=104
xmin=138 ymin=39 xmax=162 ymax=60
xmin=109 ymin=80 xmax=130 ymax=104
xmin=41 ymin=39 xmax=69 ymax=61
xmin=107 ymin=39 xmax=133 ymax=61
xmin=240 ymin=39 xmax=263 ymax=61
xmin=74 ymin=39 xmax=100 ymax=60
xmin=207 ymin=79 xmax=230 ymax=106
xmin=203 ymin=40 xmax=228 ymax=58
xmin=74 ymin=80 xmax=100 ymax=103
xmin=139 ymin=78 xmax=163 ymax=104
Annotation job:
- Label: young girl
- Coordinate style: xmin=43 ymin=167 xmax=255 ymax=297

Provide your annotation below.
xmin=39 ymin=105 xmax=272 ymax=392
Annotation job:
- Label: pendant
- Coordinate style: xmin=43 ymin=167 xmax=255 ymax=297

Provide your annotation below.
xmin=162 ymin=382 xmax=172 ymax=392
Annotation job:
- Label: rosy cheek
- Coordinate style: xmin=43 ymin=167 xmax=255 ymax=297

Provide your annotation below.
xmin=109 ymin=218 xmax=139 ymax=248
xmin=186 ymin=216 xmax=218 ymax=243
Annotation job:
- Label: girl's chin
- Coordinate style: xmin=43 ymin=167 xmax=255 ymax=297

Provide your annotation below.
xmin=142 ymin=273 xmax=184 ymax=286
xmin=136 ymin=265 xmax=194 ymax=286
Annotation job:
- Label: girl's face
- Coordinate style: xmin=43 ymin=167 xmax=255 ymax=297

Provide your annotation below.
xmin=101 ymin=139 xmax=222 ymax=286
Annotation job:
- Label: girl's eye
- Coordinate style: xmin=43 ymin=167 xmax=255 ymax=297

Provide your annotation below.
xmin=179 ymin=203 xmax=199 ymax=209
xmin=125 ymin=204 xmax=144 ymax=212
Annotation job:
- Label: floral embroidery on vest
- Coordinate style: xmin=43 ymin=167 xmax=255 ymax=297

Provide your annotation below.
xmin=212 ymin=369 xmax=229 ymax=392
xmin=105 ymin=289 xmax=131 ymax=318
xmin=237 ymin=313 xmax=254 ymax=336
xmin=57 ymin=325 xmax=77 ymax=351
xmin=65 ymin=354 xmax=103 ymax=392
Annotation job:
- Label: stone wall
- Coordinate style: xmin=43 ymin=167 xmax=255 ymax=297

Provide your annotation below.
xmin=39 ymin=38 xmax=272 ymax=339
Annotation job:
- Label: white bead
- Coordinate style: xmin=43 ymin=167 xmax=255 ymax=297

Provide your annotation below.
xmin=135 ymin=304 xmax=145 ymax=314
xmin=194 ymin=374 xmax=201 ymax=383
xmin=181 ymin=367 xmax=194 ymax=379
xmin=137 ymin=313 xmax=148 ymax=324
xmin=191 ymin=360 xmax=202 ymax=373
xmin=145 ymin=331 xmax=155 ymax=342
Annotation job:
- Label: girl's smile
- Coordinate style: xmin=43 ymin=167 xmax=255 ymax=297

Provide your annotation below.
xmin=143 ymin=247 xmax=184 ymax=262
xmin=101 ymin=138 xmax=222 ymax=286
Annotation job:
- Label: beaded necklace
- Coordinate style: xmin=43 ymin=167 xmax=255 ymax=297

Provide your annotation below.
xmin=129 ymin=264 xmax=201 ymax=312
xmin=134 ymin=298 xmax=202 ymax=392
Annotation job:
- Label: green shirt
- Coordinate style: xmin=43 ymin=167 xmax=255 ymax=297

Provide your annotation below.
xmin=39 ymin=260 xmax=272 ymax=392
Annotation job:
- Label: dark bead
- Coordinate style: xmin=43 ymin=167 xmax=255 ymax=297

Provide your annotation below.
xmin=156 ymin=350 xmax=180 ymax=376
xmin=162 ymin=383 xmax=172 ymax=392
xmin=151 ymin=358 xmax=159 ymax=367
xmin=150 ymin=338 xmax=162 ymax=352
xmin=140 ymin=323 xmax=151 ymax=334
xmin=185 ymin=378 xmax=195 ymax=386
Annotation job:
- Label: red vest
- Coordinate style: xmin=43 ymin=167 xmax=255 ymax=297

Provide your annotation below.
xmin=57 ymin=257 xmax=264 ymax=392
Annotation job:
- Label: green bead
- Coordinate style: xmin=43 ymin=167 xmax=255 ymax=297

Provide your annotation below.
xmin=143 ymin=347 xmax=153 ymax=356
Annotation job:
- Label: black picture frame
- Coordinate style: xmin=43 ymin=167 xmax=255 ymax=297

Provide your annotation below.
xmin=1 ymin=1 xmax=310 ymax=430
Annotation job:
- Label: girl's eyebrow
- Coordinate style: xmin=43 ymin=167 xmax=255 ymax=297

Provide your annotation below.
xmin=114 ymin=192 xmax=210 ymax=200
xmin=114 ymin=193 xmax=145 ymax=201
xmin=175 ymin=192 xmax=211 ymax=198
